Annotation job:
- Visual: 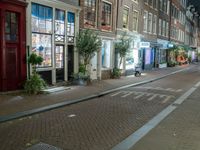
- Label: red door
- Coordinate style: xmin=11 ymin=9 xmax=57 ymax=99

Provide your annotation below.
xmin=0 ymin=1 xmax=27 ymax=92
xmin=4 ymin=11 xmax=20 ymax=90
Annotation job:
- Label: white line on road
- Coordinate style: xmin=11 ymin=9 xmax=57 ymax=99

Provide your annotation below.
xmin=111 ymin=91 xmax=124 ymax=97
xmin=111 ymin=81 xmax=199 ymax=150
xmin=121 ymin=92 xmax=134 ymax=98
xmin=162 ymin=96 xmax=174 ymax=104
xmin=134 ymin=93 xmax=145 ymax=99
xmin=147 ymin=94 xmax=158 ymax=101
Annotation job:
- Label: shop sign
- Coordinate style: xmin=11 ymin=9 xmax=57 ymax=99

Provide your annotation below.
xmin=140 ymin=42 xmax=150 ymax=48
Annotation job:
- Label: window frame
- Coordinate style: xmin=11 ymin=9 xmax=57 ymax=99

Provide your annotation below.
xmin=123 ymin=6 xmax=129 ymax=29
xmin=132 ymin=10 xmax=139 ymax=32
xmin=101 ymin=1 xmax=112 ymax=31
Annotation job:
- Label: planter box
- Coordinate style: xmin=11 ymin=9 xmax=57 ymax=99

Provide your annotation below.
xmin=159 ymin=63 xmax=167 ymax=68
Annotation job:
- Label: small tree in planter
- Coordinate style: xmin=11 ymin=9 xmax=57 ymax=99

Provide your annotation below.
xmin=24 ymin=53 xmax=46 ymax=95
xmin=75 ymin=29 xmax=102 ymax=84
xmin=113 ymin=33 xmax=131 ymax=77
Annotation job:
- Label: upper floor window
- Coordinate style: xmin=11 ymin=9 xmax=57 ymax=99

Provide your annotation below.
xmin=147 ymin=13 xmax=152 ymax=33
xmin=101 ymin=2 xmax=112 ymax=31
xmin=123 ymin=7 xmax=129 ymax=29
xmin=132 ymin=11 xmax=139 ymax=31
xmin=84 ymin=0 xmax=96 ymax=28
xmin=149 ymin=0 xmax=153 ymax=6
xmin=143 ymin=11 xmax=148 ymax=32
xmin=152 ymin=15 xmax=157 ymax=34
xmin=153 ymin=0 xmax=157 ymax=9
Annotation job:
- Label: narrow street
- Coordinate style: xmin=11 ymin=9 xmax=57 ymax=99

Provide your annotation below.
xmin=0 ymin=65 xmax=200 ymax=150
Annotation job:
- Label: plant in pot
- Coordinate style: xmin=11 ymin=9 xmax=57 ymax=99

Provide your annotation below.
xmin=24 ymin=53 xmax=46 ymax=95
xmin=114 ymin=32 xmax=131 ymax=78
xmin=75 ymin=29 xmax=102 ymax=85
xmin=73 ymin=64 xmax=90 ymax=85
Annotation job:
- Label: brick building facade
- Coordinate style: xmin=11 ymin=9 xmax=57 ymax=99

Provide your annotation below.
xmin=79 ymin=0 xmax=117 ymax=80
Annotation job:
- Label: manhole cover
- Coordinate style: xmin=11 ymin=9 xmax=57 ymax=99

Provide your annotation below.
xmin=26 ymin=142 xmax=62 ymax=150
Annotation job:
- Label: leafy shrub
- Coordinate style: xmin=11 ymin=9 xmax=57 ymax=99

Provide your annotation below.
xmin=24 ymin=53 xmax=46 ymax=95
xmin=111 ymin=68 xmax=121 ymax=78
xmin=73 ymin=72 xmax=90 ymax=81
xmin=24 ymin=73 xmax=46 ymax=95
xmin=79 ymin=64 xmax=87 ymax=74
xmin=167 ymin=61 xmax=176 ymax=67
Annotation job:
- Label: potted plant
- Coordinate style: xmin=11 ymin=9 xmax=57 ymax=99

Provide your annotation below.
xmin=75 ymin=29 xmax=102 ymax=84
xmin=114 ymin=32 xmax=131 ymax=76
xmin=24 ymin=53 xmax=46 ymax=95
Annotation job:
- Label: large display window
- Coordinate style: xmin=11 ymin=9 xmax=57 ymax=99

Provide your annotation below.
xmin=31 ymin=3 xmax=53 ymax=67
xmin=102 ymin=40 xmax=111 ymax=68
xmin=32 ymin=33 xmax=52 ymax=67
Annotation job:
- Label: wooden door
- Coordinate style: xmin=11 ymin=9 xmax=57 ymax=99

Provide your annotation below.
xmin=4 ymin=11 xmax=20 ymax=90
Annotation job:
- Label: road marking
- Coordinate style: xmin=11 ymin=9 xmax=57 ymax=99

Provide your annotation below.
xmin=134 ymin=93 xmax=145 ymax=99
xmin=162 ymin=96 xmax=174 ymax=104
xmin=194 ymin=81 xmax=200 ymax=88
xmin=111 ymin=81 xmax=199 ymax=150
xmin=121 ymin=92 xmax=134 ymax=98
xmin=159 ymin=95 xmax=165 ymax=98
xmin=147 ymin=94 xmax=158 ymax=101
xmin=176 ymin=89 xmax=183 ymax=92
xmin=111 ymin=91 xmax=124 ymax=97
xmin=134 ymin=86 xmax=182 ymax=93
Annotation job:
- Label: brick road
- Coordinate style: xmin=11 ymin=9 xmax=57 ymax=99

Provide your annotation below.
xmin=0 ymin=65 xmax=199 ymax=150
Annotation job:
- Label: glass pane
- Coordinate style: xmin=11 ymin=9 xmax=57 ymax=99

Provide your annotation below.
xmin=67 ymin=12 xmax=75 ymax=37
xmin=55 ymin=9 xmax=65 ymax=37
xmin=5 ymin=12 xmax=11 ymax=34
xmin=32 ymin=33 xmax=52 ymax=67
xmin=31 ymin=3 xmax=52 ymax=33
xmin=5 ymin=11 xmax=18 ymax=42
xmin=56 ymin=46 xmax=64 ymax=68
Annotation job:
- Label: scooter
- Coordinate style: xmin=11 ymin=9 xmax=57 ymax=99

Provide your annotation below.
xmin=135 ymin=65 xmax=141 ymax=77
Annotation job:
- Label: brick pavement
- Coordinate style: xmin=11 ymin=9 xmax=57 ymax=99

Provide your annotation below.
xmin=0 ymin=64 xmax=199 ymax=150
xmin=130 ymin=86 xmax=200 ymax=150
xmin=0 ymin=85 xmax=178 ymax=150
xmin=0 ymin=65 xmax=188 ymax=116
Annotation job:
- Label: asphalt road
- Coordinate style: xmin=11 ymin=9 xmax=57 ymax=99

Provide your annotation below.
xmin=0 ymin=65 xmax=200 ymax=150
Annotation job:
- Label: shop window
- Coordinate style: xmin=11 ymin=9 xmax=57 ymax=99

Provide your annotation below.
xmin=67 ymin=12 xmax=75 ymax=43
xmin=102 ymin=40 xmax=111 ymax=68
xmin=31 ymin=3 xmax=53 ymax=67
xmin=31 ymin=3 xmax=53 ymax=33
xmin=32 ymin=33 xmax=52 ymax=67
xmin=84 ymin=0 xmax=96 ymax=28
xmin=55 ymin=9 xmax=65 ymax=42
xmin=123 ymin=7 xmax=129 ymax=29
xmin=101 ymin=2 xmax=112 ymax=31
xmin=5 ymin=12 xmax=18 ymax=42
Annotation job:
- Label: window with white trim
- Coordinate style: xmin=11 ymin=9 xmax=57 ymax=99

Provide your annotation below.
xmin=148 ymin=13 xmax=152 ymax=33
xmin=123 ymin=7 xmax=129 ymax=29
xmin=133 ymin=10 xmax=139 ymax=31
xmin=143 ymin=11 xmax=148 ymax=32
